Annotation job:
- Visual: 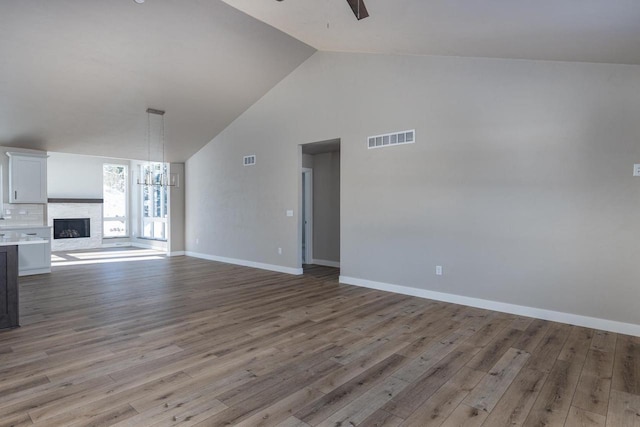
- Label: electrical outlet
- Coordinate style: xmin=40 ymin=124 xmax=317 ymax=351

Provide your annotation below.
xmin=634 ymin=164 xmax=640 ymax=177
xmin=435 ymin=266 xmax=443 ymax=276
xmin=278 ymin=247 xmax=282 ymax=255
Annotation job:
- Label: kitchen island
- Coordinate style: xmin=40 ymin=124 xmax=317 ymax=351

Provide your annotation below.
xmin=0 ymin=234 xmax=49 ymax=330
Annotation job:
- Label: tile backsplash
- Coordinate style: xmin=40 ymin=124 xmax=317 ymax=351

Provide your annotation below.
xmin=0 ymin=204 xmax=45 ymax=227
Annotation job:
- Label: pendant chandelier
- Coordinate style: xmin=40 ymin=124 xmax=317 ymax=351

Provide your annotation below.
xmin=137 ymin=108 xmax=176 ymax=187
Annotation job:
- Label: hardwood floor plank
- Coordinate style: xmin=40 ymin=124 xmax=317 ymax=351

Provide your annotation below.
xmin=0 ymin=376 xmax=115 ymax=421
xmin=565 ymin=406 xmax=606 ymax=427
xmin=525 ymin=323 xmax=572 ymax=373
xmin=572 ymin=349 xmax=614 ymax=416
xmin=295 ymin=354 xmax=406 ymax=425
xmin=591 ymin=330 xmax=617 ymax=353
xmin=316 ymin=376 xmax=408 ymax=427
xmin=234 ymin=387 xmax=323 ymax=427
xmin=467 ymin=328 xmax=523 ymax=373
xmin=612 ymin=334 xmax=640 ymax=395
xmin=383 ymin=344 xmax=478 ymax=419
xmin=523 ymin=357 xmax=585 ymax=426
xmin=463 ymin=347 xmax=530 ymax=413
xmin=606 ymin=390 xmax=640 ymax=427
xmin=509 ymin=316 xmax=534 ymax=332
xmin=392 ymin=331 xmax=467 ymax=382
xmin=32 ymin=372 xmax=194 ymax=426
xmin=441 ymin=403 xmax=488 ymax=427
xmin=275 ymin=417 xmax=311 ymax=427
xmin=112 ymin=396 xmax=226 ymax=427
xmin=512 ymin=319 xmax=551 ymax=354
xmin=309 ymin=337 xmax=408 ymax=394
xmin=481 ymin=367 xmax=546 ymax=427
xmin=0 ymin=413 xmax=33 ymax=427
xmin=401 ymin=366 xmax=485 ymax=427
xmin=359 ymin=409 xmax=403 ymax=427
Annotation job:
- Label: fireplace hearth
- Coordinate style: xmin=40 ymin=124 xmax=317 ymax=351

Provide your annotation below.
xmin=53 ymin=218 xmax=90 ymax=239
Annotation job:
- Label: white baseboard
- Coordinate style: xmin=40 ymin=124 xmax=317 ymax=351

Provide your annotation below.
xmin=185 ymin=251 xmax=303 ymax=275
xmin=311 ymin=259 xmax=340 ymax=268
xmin=339 ymin=275 xmax=640 ymax=337
xmin=167 ymin=251 xmax=185 ymax=257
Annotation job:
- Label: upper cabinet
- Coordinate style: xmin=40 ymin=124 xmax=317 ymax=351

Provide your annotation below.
xmin=6 ymin=152 xmax=48 ymax=204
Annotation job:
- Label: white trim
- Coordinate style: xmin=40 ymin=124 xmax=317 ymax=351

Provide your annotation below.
xmin=6 ymin=151 xmax=48 ymax=159
xmin=167 ymin=251 xmax=185 ymax=257
xmin=312 ymin=259 xmax=340 ymax=268
xmin=302 ymin=168 xmax=313 ymax=265
xmin=339 ymin=275 xmax=640 ymax=337
xmin=186 ymin=251 xmax=303 ymax=275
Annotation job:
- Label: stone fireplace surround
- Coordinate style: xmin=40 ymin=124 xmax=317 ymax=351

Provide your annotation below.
xmin=47 ymin=199 xmax=103 ymax=251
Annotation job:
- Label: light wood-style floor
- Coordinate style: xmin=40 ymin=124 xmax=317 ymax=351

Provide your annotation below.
xmin=1 ymin=248 xmax=639 ymax=426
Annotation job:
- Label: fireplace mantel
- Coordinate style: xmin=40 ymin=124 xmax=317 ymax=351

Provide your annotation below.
xmin=48 ymin=198 xmax=103 ymax=204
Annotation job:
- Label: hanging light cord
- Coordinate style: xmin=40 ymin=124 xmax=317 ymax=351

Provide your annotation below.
xmin=146 ymin=111 xmax=152 ymax=185
xmin=139 ymin=108 xmax=175 ymax=187
xmin=161 ymin=113 xmax=166 ymax=186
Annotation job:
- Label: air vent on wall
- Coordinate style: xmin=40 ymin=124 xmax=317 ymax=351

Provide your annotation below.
xmin=243 ymin=155 xmax=256 ymax=166
xmin=367 ymin=129 xmax=415 ymax=149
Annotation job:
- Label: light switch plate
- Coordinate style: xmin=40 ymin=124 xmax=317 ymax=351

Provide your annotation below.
xmin=634 ymin=164 xmax=640 ymax=177
xmin=286 ymin=210 xmax=294 ymax=217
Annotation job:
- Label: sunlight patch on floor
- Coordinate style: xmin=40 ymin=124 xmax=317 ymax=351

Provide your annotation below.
xmin=51 ymin=249 xmax=166 ymax=267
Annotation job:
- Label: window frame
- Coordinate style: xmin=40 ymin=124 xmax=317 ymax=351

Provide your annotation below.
xmin=102 ymin=163 xmax=129 ymax=239
xmin=140 ymin=162 xmax=168 ymax=242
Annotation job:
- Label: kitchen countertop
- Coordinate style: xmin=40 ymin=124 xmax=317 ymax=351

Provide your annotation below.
xmin=0 ymin=225 xmax=52 ymax=230
xmin=0 ymin=232 xmax=49 ymax=247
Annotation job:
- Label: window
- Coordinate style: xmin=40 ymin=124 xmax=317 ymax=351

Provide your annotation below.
xmin=140 ymin=163 xmax=168 ymax=240
xmin=103 ymin=164 xmax=128 ymax=237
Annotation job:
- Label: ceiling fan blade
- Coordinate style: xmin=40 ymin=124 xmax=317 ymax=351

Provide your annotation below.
xmin=345 ymin=0 xmax=369 ymax=20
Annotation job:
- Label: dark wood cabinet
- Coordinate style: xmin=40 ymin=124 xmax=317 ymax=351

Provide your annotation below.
xmin=0 ymin=245 xmax=19 ymax=330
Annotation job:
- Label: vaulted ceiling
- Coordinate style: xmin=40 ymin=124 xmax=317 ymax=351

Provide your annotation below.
xmin=0 ymin=0 xmax=314 ymax=162
xmin=2 ymin=0 xmax=639 ymax=162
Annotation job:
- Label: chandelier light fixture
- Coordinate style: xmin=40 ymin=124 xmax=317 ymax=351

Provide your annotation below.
xmin=137 ymin=108 xmax=177 ymax=187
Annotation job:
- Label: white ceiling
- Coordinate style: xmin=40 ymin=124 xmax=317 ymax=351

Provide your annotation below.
xmin=222 ymin=0 xmax=640 ymax=65
xmin=0 ymin=1 xmax=314 ymax=162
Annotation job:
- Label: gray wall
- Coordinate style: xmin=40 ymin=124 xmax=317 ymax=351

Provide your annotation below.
xmin=312 ymin=152 xmax=340 ymax=263
xmin=48 ymin=152 xmax=129 ymax=199
xmin=186 ymin=51 xmax=640 ymax=325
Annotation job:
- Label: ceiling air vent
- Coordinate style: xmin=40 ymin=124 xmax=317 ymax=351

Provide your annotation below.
xmin=368 ymin=129 xmax=415 ymax=149
xmin=243 ymin=155 xmax=256 ymax=166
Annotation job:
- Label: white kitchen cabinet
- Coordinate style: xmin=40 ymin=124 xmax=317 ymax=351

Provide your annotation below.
xmin=6 ymin=152 xmax=48 ymax=203
xmin=0 ymin=227 xmax=52 ymax=276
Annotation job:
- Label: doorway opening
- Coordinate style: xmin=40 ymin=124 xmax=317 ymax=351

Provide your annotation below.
xmin=299 ymin=139 xmax=341 ymax=273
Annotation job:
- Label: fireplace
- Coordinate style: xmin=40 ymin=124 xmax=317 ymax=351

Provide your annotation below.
xmin=53 ymin=218 xmax=90 ymax=239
